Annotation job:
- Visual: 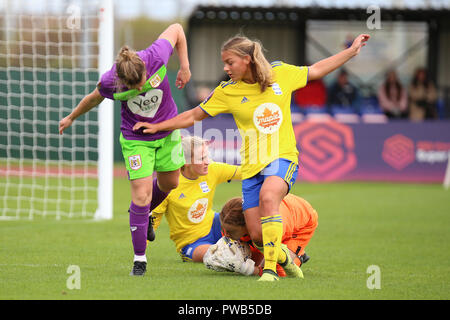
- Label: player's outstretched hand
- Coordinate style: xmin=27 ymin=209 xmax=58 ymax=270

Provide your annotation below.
xmin=235 ymin=258 xmax=256 ymax=276
xmin=203 ymin=244 xmax=230 ymax=273
xmin=133 ymin=122 xmax=158 ymax=134
xmin=350 ymin=34 xmax=370 ymax=56
xmin=175 ymin=67 xmax=191 ymax=89
xmin=59 ymin=116 xmax=73 ymax=135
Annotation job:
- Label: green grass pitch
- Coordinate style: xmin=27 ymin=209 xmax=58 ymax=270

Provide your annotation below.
xmin=1 ymin=176 xmax=449 ymax=300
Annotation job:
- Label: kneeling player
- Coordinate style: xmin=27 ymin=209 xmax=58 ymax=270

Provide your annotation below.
xmin=214 ymin=193 xmax=318 ymax=277
xmin=150 ymin=135 xmax=241 ymax=262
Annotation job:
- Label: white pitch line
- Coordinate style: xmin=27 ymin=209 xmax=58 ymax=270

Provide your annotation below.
xmin=0 ymin=263 xmax=64 ymax=268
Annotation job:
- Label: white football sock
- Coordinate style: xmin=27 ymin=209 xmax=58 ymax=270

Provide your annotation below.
xmin=134 ymin=254 xmax=147 ymax=263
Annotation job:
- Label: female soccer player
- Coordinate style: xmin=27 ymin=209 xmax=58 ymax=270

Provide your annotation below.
xmin=151 ymin=135 xmax=241 ymax=262
xmin=220 ymin=193 xmax=318 ymax=278
xmin=59 ymin=23 xmax=191 ymax=276
xmin=133 ymin=33 xmax=370 ymax=281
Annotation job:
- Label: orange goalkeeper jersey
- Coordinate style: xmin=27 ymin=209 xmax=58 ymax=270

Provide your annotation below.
xmin=242 ymin=193 xmax=318 ymax=269
xmin=240 ymin=193 xmax=318 ymax=244
xmin=279 ymin=193 xmax=318 ymax=243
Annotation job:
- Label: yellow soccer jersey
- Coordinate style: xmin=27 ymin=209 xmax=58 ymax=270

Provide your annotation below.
xmin=199 ymin=61 xmax=308 ymax=179
xmin=152 ymin=162 xmax=241 ymax=252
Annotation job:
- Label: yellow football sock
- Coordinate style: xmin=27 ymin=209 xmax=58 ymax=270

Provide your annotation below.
xmin=261 ymin=214 xmax=283 ymax=273
xmin=255 ymin=242 xmax=288 ymax=265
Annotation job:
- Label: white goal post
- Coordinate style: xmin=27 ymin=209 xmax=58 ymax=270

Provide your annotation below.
xmin=443 ymin=151 xmax=450 ymax=190
xmin=0 ymin=0 xmax=114 ymax=220
xmin=95 ymin=0 xmax=114 ymax=220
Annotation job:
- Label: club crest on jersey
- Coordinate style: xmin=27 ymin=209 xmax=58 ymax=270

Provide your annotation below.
xmin=187 ymin=198 xmax=208 ymax=223
xmin=253 ymin=103 xmax=283 ymax=134
xmin=128 ymin=154 xmax=142 ymax=170
xmin=149 ymin=74 xmax=162 ymax=88
xmin=199 ymin=181 xmax=210 ymax=193
xmin=272 ymin=82 xmax=282 ymax=95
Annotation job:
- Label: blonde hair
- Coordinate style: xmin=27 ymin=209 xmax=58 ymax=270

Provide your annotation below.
xmin=115 ymin=45 xmax=146 ymax=89
xmin=221 ymin=35 xmax=273 ymax=92
xmin=181 ymin=135 xmax=208 ymax=164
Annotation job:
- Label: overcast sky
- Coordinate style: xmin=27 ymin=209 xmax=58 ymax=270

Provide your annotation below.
xmin=113 ymin=0 xmax=450 ymax=20
xmin=1 ymin=0 xmax=449 ymax=21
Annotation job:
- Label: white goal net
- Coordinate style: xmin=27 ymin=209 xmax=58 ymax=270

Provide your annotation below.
xmin=0 ymin=0 xmax=113 ymax=220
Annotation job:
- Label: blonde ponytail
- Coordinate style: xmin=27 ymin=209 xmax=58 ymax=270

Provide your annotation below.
xmin=222 ymin=36 xmax=273 ymax=92
xmin=115 ymin=45 xmax=145 ymax=89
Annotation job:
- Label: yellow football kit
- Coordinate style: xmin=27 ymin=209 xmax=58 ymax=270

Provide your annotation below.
xmin=199 ymin=61 xmax=308 ymax=279
xmin=152 ymin=162 xmax=241 ymax=253
xmin=199 ymin=61 xmax=308 ymax=179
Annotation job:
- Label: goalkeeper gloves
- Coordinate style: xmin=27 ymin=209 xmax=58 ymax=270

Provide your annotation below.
xmin=236 ymin=258 xmax=256 ymax=276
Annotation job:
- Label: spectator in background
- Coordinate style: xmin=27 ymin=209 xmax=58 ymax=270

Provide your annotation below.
xmin=185 ymin=74 xmax=230 ymax=109
xmin=327 ymin=69 xmax=360 ymax=113
xmin=293 ymin=78 xmax=327 ymax=110
xmin=408 ymin=67 xmax=438 ymax=121
xmin=378 ymin=69 xmax=408 ymax=119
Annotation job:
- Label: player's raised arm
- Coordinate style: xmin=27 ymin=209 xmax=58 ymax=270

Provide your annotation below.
xmin=59 ymin=88 xmax=104 ymax=134
xmin=158 ymin=23 xmax=191 ymax=89
xmin=133 ymin=106 xmax=208 ymax=134
xmin=308 ymin=34 xmax=370 ymax=81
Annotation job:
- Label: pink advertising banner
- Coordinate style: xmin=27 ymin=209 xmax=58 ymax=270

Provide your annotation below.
xmin=184 ymin=116 xmax=450 ymax=183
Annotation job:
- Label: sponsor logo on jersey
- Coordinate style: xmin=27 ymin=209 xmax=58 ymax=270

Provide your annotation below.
xmin=253 ymin=103 xmax=283 ymax=134
xmin=187 ymin=198 xmax=208 ymax=223
xmin=127 ymin=89 xmax=163 ymax=118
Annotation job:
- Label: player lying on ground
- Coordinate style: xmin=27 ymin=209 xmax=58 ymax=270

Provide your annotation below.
xmin=203 ymin=193 xmax=318 ymax=278
xmin=150 ymin=135 xmax=241 ymax=262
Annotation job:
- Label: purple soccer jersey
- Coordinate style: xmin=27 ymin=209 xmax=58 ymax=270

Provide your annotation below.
xmin=97 ymin=39 xmax=178 ymax=141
